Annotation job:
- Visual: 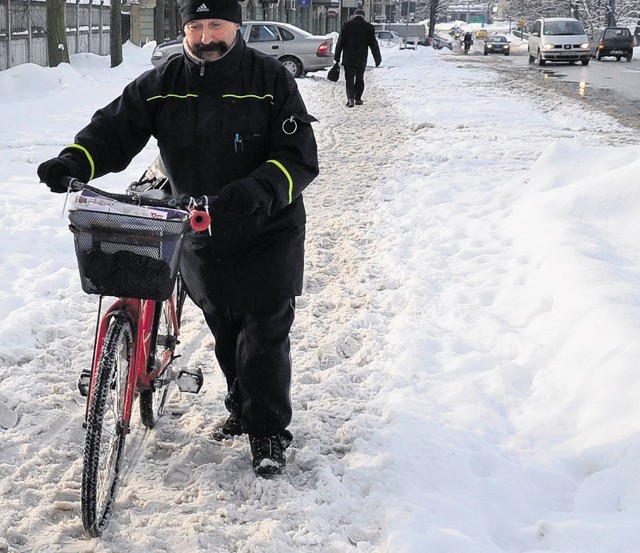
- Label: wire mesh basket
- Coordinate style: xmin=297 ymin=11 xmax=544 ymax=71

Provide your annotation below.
xmin=69 ymin=208 xmax=189 ymax=301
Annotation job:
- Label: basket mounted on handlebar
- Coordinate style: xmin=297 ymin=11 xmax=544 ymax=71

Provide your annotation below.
xmin=68 ymin=189 xmax=189 ymax=301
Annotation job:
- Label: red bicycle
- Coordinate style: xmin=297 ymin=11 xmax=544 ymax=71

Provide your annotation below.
xmin=64 ymin=177 xmax=209 ymax=536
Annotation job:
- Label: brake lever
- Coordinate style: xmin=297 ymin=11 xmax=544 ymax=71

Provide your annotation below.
xmin=61 ymin=176 xmax=82 ymax=217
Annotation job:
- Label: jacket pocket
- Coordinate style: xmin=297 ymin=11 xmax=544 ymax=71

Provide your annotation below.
xmin=230 ymin=130 xmax=269 ymax=175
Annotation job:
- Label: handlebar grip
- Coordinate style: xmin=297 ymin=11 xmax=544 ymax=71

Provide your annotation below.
xmin=190 ymin=210 xmax=211 ymax=232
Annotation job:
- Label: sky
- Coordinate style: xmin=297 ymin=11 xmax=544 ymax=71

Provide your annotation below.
xmin=2 ymin=25 xmax=640 ymax=552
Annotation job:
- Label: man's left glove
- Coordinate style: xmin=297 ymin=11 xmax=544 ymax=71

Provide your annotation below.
xmin=216 ymin=180 xmax=271 ymax=218
xmin=38 ymin=153 xmax=88 ymax=193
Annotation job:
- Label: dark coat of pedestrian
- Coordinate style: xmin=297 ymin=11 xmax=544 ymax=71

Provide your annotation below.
xmin=37 ymin=0 xmax=319 ymax=477
xmin=333 ymin=9 xmax=382 ymax=107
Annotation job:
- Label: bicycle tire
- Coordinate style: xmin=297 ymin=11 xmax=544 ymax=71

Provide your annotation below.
xmin=140 ymin=278 xmax=186 ymax=428
xmin=81 ymin=315 xmax=132 ymax=537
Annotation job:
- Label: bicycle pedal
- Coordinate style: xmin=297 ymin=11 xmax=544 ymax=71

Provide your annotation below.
xmin=77 ymin=370 xmax=91 ymax=397
xmin=176 ymin=368 xmax=203 ymax=394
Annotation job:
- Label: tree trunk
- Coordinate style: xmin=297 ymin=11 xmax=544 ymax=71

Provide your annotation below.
xmin=167 ymin=0 xmax=178 ymax=39
xmin=155 ymin=0 xmax=166 ymax=43
xmin=428 ymin=0 xmax=438 ymax=38
xmin=46 ymin=0 xmax=69 ymax=67
xmin=110 ymin=0 xmax=123 ymax=67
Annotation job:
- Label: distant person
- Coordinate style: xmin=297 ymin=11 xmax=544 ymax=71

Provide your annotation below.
xmin=333 ymin=9 xmax=382 ymax=108
xmin=463 ymin=31 xmax=473 ymax=54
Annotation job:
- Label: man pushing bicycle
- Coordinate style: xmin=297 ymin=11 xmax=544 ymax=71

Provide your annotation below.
xmin=38 ymin=0 xmax=319 ymax=476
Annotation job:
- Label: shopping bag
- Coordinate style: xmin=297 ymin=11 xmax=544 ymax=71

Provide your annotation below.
xmin=327 ymin=63 xmax=340 ymax=82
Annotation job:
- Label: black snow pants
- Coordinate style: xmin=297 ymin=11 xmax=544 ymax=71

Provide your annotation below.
xmin=203 ymin=298 xmax=295 ymax=436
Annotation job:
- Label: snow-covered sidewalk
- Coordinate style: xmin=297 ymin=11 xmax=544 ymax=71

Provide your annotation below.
xmin=3 ymin=42 xmax=640 ymax=552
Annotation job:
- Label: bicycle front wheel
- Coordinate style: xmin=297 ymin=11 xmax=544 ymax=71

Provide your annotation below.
xmin=82 ymin=315 xmax=132 ymax=537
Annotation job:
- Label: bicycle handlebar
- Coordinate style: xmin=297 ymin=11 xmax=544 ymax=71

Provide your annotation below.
xmin=63 ymin=177 xmax=183 ymax=209
xmin=63 ymin=177 xmax=214 ymax=233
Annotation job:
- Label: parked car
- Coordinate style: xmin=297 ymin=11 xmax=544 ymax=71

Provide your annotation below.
xmin=431 ymin=35 xmax=454 ymax=50
xmin=150 ymin=37 xmax=182 ymax=67
xmin=483 ymin=34 xmax=510 ymax=55
xmin=527 ymin=17 xmax=590 ymax=66
xmin=590 ymin=27 xmax=634 ymax=61
xmin=376 ymin=30 xmax=402 ymax=47
xmin=150 ymin=21 xmax=334 ymax=78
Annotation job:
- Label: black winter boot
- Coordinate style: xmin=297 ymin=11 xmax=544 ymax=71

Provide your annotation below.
xmin=221 ymin=411 xmax=244 ymax=437
xmin=212 ymin=387 xmax=244 ymax=440
xmin=249 ymin=430 xmax=293 ymax=476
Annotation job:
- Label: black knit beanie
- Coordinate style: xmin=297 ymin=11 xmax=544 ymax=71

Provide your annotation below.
xmin=178 ymin=0 xmax=242 ymax=26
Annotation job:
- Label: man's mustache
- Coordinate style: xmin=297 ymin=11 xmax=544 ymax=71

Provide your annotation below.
xmin=193 ymin=41 xmax=229 ymax=57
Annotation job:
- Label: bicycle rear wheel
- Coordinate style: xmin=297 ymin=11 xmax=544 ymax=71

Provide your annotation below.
xmin=81 ymin=315 xmax=132 ymax=537
xmin=140 ymin=278 xmax=186 ymax=428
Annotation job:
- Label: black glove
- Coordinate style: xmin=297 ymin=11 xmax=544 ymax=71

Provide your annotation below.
xmin=37 ymin=153 xmax=88 ymax=193
xmin=216 ymin=181 xmax=270 ymax=218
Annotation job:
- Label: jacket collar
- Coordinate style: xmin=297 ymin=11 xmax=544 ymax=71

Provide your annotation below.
xmin=183 ymin=31 xmax=245 ymax=85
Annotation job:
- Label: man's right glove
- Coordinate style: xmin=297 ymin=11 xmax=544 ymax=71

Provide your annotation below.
xmin=216 ymin=180 xmax=272 ymax=218
xmin=37 ymin=153 xmax=88 ymax=193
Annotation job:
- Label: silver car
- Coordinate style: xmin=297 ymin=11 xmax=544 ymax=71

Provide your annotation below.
xmin=150 ymin=21 xmax=334 ymax=78
xmin=376 ymin=30 xmax=402 ymax=47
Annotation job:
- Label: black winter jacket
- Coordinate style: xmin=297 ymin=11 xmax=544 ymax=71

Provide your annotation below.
xmin=334 ymin=16 xmax=382 ymax=68
xmin=62 ymin=34 xmax=319 ymax=312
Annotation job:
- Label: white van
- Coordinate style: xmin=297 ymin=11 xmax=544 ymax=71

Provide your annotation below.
xmin=528 ymin=18 xmax=590 ymax=66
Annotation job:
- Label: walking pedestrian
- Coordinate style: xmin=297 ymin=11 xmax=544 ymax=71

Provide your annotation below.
xmin=333 ymin=9 xmax=382 ymax=107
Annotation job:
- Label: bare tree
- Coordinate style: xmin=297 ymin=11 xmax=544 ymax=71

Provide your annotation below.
xmin=416 ymin=0 xmax=452 ymax=37
xmin=46 ymin=0 xmax=69 ymax=67
xmin=505 ymin=0 xmax=639 ymax=30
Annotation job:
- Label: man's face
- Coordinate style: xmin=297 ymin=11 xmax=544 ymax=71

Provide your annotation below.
xmin=184 ymin=18 xmax=240 ymax=61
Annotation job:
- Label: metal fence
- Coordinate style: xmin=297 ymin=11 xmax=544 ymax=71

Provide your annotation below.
xmin=0 ymin=0 xmax=111 ymax=71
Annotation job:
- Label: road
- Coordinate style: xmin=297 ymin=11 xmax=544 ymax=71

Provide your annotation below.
xmin=508 ymin=50 xmax=640 ymax=98
xmin=441 ymin=42 xmax=640 ymax=131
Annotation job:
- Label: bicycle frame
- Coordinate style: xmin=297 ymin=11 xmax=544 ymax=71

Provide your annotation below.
xmin=84 ymin=293 xmax=180 ymax=434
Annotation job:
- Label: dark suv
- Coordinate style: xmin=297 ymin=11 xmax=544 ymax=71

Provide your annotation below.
xmin=590 ymin=27 xmax=634 ymax=61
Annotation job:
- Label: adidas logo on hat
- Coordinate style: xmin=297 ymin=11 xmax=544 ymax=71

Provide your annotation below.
xmin=179 ymin=0 xmax=242 ymax=26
